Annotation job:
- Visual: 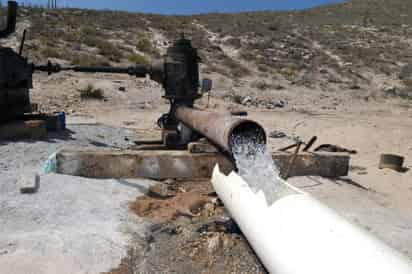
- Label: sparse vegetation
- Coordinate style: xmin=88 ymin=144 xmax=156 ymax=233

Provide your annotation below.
xmin=71 ymin=53 xmax=110 ymax=67
xmin=41 ymin=47 xmax=62 ymax=59
xmin=78 ymin=84 xmax=104 ymax=99
xmin=251 ymin=80 xmax=273 ymax=90
xmin=136 ymin=38 xmax=152 ymax=53
xmin=127 ymin=53 xmax=149 ymax=65
xmin=9 ymin=0 xmax=412 ymax=93
xmin=97 ymin=40 xmax=123 ymax=61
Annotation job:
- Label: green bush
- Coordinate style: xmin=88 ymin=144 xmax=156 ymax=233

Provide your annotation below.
xmin=97 ymin=40 xmax=123 ymax=61
xmin=251 ymin=80 xmax=273 ymax=90
xmin=70 ymin=53 xmax=110 ymax=67
xmin=41 ymin=47 xmax=62 ymax=59
xmin=82 ymin=36 xmax=102 ymax=48
xmin=136 ymin=38 xmax=153 ymax=53
xmin=127 ymin=53 xmax=149 ymax=65
xmin=81 ymin=26 xmax=99 ymax=37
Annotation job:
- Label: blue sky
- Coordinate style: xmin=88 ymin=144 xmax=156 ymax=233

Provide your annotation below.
xmin=17 ymin=0 xmax=346 ymax=14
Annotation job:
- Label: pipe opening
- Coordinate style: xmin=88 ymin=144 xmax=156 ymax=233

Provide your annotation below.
xmin=229 ymin=121 xmax=266 ymax=155
xmin=229 ymin=121 xmax=294 ymax=205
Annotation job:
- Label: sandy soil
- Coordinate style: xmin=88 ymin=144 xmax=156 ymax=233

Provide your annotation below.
xmin=2 ymin=70 xmax=412 ymax=272
xmin=33 ymin=70 xmax=412 ymax=215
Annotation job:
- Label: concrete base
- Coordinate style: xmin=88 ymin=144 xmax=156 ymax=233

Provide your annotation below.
xmin=56 ymin=149 xmax=349 ymax=180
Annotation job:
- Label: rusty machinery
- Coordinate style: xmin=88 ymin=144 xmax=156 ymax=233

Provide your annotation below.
xmin=2 ymin=1 xmax=266 ymax=153
xmin=0 ymin=1 xmax=33 ymax=123
xmin=37 ymin=36 xmax=266 ymax=154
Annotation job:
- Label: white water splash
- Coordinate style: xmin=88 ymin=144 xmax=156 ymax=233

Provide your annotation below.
xmin=232 ymin=135 xmax=291 ymax=205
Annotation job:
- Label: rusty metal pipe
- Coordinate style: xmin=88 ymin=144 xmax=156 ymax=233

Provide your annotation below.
xmin=175 ymin=106 xmax=266 ymax=154
xmin=0 ymin=1 xmax=17 ymax=38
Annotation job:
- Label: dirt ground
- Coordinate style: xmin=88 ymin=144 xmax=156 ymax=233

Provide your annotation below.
xmin=2 ymin=70 xmax=412 ymax=273
xmin=31 ymin=71 xmax=412 ymax=216
xmin=104 ymin=180 xmax=266 ymax=274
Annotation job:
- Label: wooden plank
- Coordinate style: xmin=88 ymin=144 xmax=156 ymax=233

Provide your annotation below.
xmin=272 ymin=151 xmax=350 ymax=178
xmin=56 ymin=150 xmax=235 ymax=180
xmin=55 ymin=149 xmax=350 ymax=180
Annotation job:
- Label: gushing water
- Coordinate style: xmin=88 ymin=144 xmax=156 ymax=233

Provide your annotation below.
xmin=231 ymin=134 xmax=290 ymax=205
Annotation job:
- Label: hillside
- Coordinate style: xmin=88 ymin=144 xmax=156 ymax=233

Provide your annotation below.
xmin=3 ymin=0 xmax=412 ymax=108
xmin=3 ymin=2 xmax=412 ymax=273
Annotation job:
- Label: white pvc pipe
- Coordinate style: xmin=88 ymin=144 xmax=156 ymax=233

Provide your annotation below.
xmin=212 ymin=165 xmax=412 ymax=274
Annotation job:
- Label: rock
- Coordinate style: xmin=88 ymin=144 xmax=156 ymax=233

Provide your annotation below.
xmin=269 ymin=130 xmax=287 ymax=139
xmin=137 ymin=101 xmax=152 ymax=109
xmin=17 ymin=173 xmax=40 ymax=194
xmin=207 ymin=234 xmax=223 ymax=253
xmin=197 ymin=217 xmax=240 ymax=234
xmin=275 ymin=100 xmax=286 ymax=108
xmin=188 ymin=141 xmax=219 ymax=154
xmin=241 ymin=96 xmax=253 ymax=105
xmin=144 ymin=101 xmax=153 ymax=109
xmin=202 ymin=202 xmax=216 ymax=217
xmin=349 ymin=83 xmax=361 ymax=90
xmin=319 ymin=68 xmax=328 ymax=74
xmin=148 ymin=183 xmax=176 ymax=198
xmin=266 ymin=100 xmax=286 ymax=109
xmin=123 ymin=121 xmax=135 ymax=126
xmin=381 ymin=85 xmax=397 ymax=95
xmin=163 ymin=178 xmax=176 ymax=185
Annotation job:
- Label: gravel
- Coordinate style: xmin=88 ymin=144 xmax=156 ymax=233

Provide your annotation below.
xmin=0 ymin=124 xmax=154 ymax=274
xmin=0 ymin=124 xmax=135 ymax=175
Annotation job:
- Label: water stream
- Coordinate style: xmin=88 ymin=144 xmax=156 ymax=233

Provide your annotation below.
xmin=231 ymin=134 xmax=293 ymax=205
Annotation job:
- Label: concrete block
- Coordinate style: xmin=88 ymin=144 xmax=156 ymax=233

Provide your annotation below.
xmin=17 ymin=173 xmax=40 ymax=194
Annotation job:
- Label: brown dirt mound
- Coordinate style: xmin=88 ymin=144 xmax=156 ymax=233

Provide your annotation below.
xmin=129 ymin=190 xmax=212 ymax=222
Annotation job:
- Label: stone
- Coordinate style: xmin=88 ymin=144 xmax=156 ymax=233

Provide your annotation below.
xmin=274 ymin=100 xmax=286 ymax=108
xmin=241 ymin=96 xmax=253 ymax=105
xmin=148 ymin=184 xmax=176 ymax=198
xmin=188 ymin=141 xmax=219 ymax=154
xmin=17 ymin=173 xmax=40 ymax=194
xmin=207 ymin=234 xmax=223 ymax=253
xmin=381 ymin=85 xmax=397 ymax=95
xmin=269 ymin=130 xmax=287 ymax=139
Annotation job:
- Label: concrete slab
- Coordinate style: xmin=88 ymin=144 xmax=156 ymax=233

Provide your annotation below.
xmin=0 ymin=173 xmax=154 ymax=274
xmin=55 ymin=149 xmax=349 ymax=180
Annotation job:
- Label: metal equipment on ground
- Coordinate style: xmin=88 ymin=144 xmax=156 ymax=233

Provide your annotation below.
xmin=36 ymin=35 xmax=266 ymax=154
